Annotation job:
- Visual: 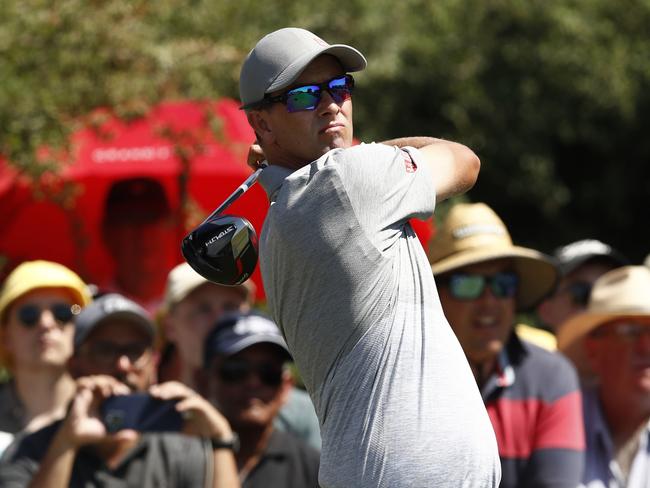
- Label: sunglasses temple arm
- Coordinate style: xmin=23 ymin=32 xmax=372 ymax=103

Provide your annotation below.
xmin=200 ymin=165 xmax=266 ymax=225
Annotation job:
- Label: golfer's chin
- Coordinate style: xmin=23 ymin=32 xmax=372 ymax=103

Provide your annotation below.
xmin=319 ymin=133 xmax=353 ymax=153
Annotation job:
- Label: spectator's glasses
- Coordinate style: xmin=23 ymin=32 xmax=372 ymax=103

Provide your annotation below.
xmin=217 ymin=359 xmax=284 ymax=387
xmin=16 ymin=303 xmax=80 ymax=328
xmin=79 ymin=341 xmax=152 ymax=368
xmin=442 ymin=272 xmax=519 ymax=301
xmin=257 ymin=74 xmax=354 ymax=113
xmin=562 ymin=281 xmax=592 ymax=307
xmin=590 ymin=321 xmax=650 ymax=342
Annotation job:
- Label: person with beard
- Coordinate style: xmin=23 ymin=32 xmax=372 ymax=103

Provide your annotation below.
xmin=0 ymin=293 xmax=239 ymax=488
xmin=202 ymin=312 xmax=319 ymax=488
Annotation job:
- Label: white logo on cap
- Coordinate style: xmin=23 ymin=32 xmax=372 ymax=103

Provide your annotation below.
xmin=558 ymin=240 xmax=612 ymax=261
xmin=234 ymin=316 xmax=278 ymax=336
xmin=101 ymin=296 xmax=132 ymax=313
xmin=452 ymin=224 xmax=505 ymax=240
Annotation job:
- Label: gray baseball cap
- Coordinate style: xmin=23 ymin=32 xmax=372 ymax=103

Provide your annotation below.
xmin=74 ymin=293 xmax=155 ymax=349
xmin=203 ymin=312 xmax=291 ymax=367
xmin=239 ymin=27 xmax=367 ymax=109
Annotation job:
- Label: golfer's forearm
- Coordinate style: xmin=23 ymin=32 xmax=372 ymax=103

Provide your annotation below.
xmin=27 ymin=429 xmax=77 ymax=488
xmin=380 ymin=136 xmax=444 ymax=149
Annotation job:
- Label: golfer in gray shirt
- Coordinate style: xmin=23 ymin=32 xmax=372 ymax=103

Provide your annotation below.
xmin=240 ymin=27 xmax=501 ymax=488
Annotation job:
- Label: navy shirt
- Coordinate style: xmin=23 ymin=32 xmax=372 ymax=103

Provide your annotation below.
xmin=483 ymin=332 xmax=585 ymax=488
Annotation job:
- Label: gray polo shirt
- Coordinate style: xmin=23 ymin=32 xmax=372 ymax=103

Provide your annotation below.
xmin=259 ymin=143 xmax=500 ymax=488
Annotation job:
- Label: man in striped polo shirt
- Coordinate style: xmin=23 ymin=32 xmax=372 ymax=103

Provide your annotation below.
xmin=431 ymin=202 xmax=585 ymax=488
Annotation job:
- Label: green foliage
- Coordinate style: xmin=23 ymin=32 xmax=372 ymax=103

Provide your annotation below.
xmin=2 ymin=0 xmax=650 ymax=260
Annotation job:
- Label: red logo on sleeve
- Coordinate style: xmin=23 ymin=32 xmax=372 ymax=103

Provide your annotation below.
xmin=401 ymin=150 xmax=417 ymax=173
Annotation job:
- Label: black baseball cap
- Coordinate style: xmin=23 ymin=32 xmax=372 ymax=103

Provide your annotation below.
xmin=553 ymin=239 xmax=629 ymax=276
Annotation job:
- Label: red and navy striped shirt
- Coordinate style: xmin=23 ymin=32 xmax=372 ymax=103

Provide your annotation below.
xmin=483 ymin=332 xmax=585 ymax=488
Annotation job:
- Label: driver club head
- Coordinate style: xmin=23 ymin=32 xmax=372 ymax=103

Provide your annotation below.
xmin=181 ymin=214 xmax=258 ymax=286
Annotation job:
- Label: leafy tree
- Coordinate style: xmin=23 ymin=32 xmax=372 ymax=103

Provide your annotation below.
xmin=2 ymin=0 xmax=650 ymax=262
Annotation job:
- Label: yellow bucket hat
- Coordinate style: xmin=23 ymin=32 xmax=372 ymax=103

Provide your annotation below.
xmin=0 ymin=260 xmax=92 ymax=321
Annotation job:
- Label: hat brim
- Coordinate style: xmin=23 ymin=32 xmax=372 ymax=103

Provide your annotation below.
xmin=557 ymin=310 xmax=650 ymax=378
xmin=223 ymin=335 xmax=291 ymax=359
xmin=266 ymin=44 xmax=367 ymax=95
xmin=431 ymin=246 xmax=558 ymax=310
xmin=560 ymin=252 xmax=628 ymax=276
xmin=74 ymin=311 xmax=154 ymax=348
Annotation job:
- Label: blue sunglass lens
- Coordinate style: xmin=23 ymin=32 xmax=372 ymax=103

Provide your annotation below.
xmin=284 ymin=76 xmax=353 ymax=112
xmin=285 ymin=86 xmax=321 ymax=112
xmin=448 ymin=273 xmax=518 ymax=300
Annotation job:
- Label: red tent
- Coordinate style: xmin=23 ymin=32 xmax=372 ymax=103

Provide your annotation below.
xmin=0 ymin=99 xmax=269 ymax=304
xmin=0 ymin=99 xmax=435 ymax=308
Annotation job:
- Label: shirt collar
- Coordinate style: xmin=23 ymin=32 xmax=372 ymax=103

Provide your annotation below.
xmin=258 ymin=165 xmax=294 ymax=203
xmin=481 ymin=332 xmax=528 ymax=398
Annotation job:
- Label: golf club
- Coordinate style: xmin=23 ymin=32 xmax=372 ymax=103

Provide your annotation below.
xmin=181 ymin=166 xmax=264 ymax=286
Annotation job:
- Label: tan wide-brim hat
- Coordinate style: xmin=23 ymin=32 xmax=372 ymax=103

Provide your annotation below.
xmin=557 ymin=265 xmax=650 ymax=376
xmin=430 ymin=202 xmax=558 ymax=310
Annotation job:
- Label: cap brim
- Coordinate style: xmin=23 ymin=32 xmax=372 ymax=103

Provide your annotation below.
xmin=75 ymin=311 xmax=154 ymax=348
xmin=223 ymin=335 xmax=291 ymax=359
xmin=431 ymin=246 xmax=558 ymax=310
xmin=560 ymin=252 xmax=628 ymax=276
xmin=266 ymin=44 xmax=367 ymax=95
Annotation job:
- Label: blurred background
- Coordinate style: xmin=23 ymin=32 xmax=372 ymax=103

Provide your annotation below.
xmin=2 ymin=0 xmax=649 ymax=303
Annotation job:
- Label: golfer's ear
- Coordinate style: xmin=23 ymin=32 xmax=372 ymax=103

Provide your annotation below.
xmin=247 ymin=111 xmax=274 ymax=145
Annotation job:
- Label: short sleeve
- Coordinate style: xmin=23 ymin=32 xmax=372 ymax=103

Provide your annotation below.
xmin=333 ymin=143 xmax=435 ymax=236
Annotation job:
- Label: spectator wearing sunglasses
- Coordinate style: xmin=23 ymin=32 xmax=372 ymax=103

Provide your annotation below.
xmin=557 ymin=266 xmax=650 ymax=488
xmin=159 ymin=262 xmax=321 ymax=451
xmin=202 ymin=312 xmax=320 ymax=488
xmin=240 ymin=28 xmax=499 ymax=488
xmin=537 ymin=240 xmax=628 ymax=358
xmin=0 ymin=293 xmax=239 ymax=488
xmin=0 ymin=260 xmax=92 ymax=435
xmin=431 ymin=202 xmax=585 ymax=488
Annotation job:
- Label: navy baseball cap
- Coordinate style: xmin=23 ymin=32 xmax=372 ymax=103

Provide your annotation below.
xmin=204 ymin=312 xmax=291 ymax=367
xmin=74 ymin=293 xmax=154 ymax=349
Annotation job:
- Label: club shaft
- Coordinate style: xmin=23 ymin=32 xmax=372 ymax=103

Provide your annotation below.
xmin=202 ymin=167 xmax=264 ymax=224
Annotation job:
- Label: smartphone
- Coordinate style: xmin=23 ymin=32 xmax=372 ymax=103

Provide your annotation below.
xmin=100 ymin=393 xmax=184 ymax=433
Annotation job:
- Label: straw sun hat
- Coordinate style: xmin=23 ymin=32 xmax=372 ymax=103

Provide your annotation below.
xmin=557 ymin=266 xmax=650 ymax=373
xmin=429 ymin=203 xmax=558 ymax=310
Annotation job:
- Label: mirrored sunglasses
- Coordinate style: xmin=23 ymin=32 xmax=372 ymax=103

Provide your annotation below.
xmin=260 ymin=74 xmax=354 ymax=113
xmin=217 ymin=359 xmax=284 ymax=387
xmin=17 ymin=303 xmax=80 ymax=328
xmin=443 ymin=272 xmax=519 ymax=301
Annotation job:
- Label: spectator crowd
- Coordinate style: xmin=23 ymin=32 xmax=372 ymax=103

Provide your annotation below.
xmin=2 ymin=25 xmax=650 ymax=488
xmin=1 ymin=212 xmax=647 ymax=487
